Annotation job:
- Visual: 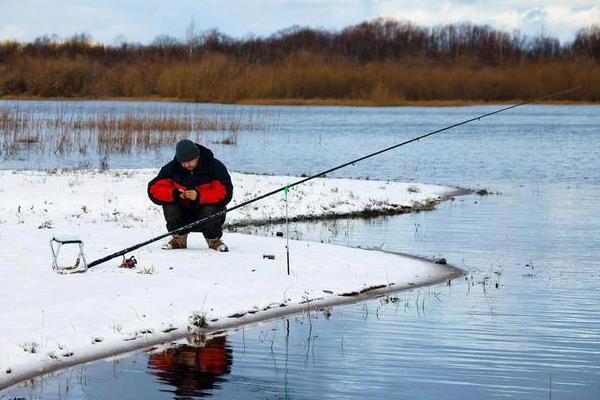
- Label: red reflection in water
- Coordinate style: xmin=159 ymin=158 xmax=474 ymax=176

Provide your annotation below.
xmin=148 ymin=336 xmax=232 ymax=398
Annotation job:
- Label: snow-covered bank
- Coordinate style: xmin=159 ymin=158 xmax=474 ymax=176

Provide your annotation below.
xmin=0 ymin=169 xmax=463 ymax=390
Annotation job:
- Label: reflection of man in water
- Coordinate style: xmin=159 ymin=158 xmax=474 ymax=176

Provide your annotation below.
xmin=148 ymin=336 xmax=232 ymax=398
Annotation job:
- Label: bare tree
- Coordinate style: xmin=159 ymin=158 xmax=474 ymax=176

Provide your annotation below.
xmin=185 ymin=18 xmax=197 ymax=58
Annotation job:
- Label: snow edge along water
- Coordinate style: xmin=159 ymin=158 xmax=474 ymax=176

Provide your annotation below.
xmin=0 ymin=255 xmax=464 ymax=391
xmin=0 ymin=169 xmax=469 ymax=390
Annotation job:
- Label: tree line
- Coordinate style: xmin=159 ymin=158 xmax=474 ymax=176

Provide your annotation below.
xmin=0 ymin=19 xmax=599 ymax=104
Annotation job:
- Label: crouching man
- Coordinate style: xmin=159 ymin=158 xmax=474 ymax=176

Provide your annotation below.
xmin=148 ymin=139 xmax=233 ymax=252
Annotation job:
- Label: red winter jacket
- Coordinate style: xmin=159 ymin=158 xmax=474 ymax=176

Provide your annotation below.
xmin=148 ymin=144 xmax=233 ymax=207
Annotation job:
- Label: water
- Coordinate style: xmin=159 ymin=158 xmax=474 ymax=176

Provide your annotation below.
xmin=1 ymin=101 xmax=599 ymax=399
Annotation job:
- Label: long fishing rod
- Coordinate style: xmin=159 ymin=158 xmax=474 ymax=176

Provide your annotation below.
xmin=84 ymin=86 xmax=580 ymax=270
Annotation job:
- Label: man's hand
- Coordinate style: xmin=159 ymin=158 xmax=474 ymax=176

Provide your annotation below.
xmin=179 ymin=189 xmax=198 ymax=201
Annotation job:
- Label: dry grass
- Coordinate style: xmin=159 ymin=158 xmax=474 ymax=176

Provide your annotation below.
xmin=210 ymin=133 xmax=239 ymax=145
xmin=212 ymin=54 xmax=600 ymax=104
xmin=0 ymin=103 xmax=275 ymax=158
xmin=1 ymin=52 xmax=598 ymax=105
xmin=0 ymin=52 xmax=600 ymax=104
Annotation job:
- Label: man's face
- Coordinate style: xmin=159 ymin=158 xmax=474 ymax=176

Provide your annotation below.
xmin=180 ymin=157 xmax=199 ymax=171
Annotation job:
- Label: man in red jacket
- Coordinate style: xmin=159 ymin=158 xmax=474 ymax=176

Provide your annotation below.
xmin=148 ymin=140 xmax=233 ymax=252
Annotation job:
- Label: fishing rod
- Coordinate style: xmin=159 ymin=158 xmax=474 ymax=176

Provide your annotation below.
xmin=51 ymin=86 xmax=580 ymax=273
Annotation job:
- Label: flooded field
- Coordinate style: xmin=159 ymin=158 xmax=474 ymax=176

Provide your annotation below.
xmin=1 ymin=100 xmax=599 ymax=399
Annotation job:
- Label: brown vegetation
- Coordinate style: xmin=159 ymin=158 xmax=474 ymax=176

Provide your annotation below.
xmin=0 ymin=20 xmax=599 ymax=104
xmin=0 ymin=104 xmax=269 ymax=157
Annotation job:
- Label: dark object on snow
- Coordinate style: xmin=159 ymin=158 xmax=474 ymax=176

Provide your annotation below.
xmin=263 ymin=254 xmax=275 ymax=260
xmin=150 ymin=142 xmax=232 ymax=246
xmin=276 ymin=231 xmax=283 ymax=237
xmin=434 ymin=258 xmax=447 ymax=265
xmin=120 ymin=255 xmax=137 ymax=269
xmin=175 ymin=139 xmax=201 ymax=163
xmin=163 ymin=204 xmax=225 ymax=240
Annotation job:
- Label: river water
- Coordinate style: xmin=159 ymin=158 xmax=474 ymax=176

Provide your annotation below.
xmin=1 ymin=100 xmax=599 ymax=399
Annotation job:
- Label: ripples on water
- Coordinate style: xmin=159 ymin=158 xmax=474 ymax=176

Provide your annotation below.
xmin=1 ymin=101 xmax=599 ymax=399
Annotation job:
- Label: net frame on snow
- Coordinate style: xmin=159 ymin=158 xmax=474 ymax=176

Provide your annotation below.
xmin=50 ymin=237 xmax=88 ymax=274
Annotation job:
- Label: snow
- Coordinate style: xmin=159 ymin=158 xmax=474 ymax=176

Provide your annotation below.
xmin=0 ymin=169 xmax=463 ymax=389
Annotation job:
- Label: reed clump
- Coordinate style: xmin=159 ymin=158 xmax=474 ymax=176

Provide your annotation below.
xmin=0 ymin=103 xmax=274 ymax=158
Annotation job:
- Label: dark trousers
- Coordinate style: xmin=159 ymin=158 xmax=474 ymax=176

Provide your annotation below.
xmin=162 ymin=203 xmax=226 ymax=239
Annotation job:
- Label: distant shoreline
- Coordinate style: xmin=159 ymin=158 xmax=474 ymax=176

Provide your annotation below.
xmin=2 ymin=95 xmax=598 ymax=107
